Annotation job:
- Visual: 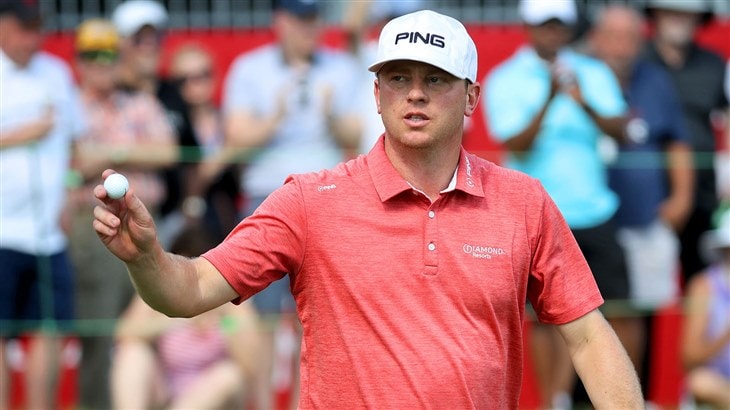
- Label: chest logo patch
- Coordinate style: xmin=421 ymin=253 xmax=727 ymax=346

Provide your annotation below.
xmin=463 ymin=244 xmax=507 ymax=259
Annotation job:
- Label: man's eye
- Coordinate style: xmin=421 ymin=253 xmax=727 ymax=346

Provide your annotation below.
xmin=428 ymin=76 xmax=442 ymax=84
xmin=392 ymin=75 xmax=406 ymax=82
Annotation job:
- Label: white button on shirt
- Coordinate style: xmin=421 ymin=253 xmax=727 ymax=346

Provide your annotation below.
xmin=427 ymin=243 xmax=436 ymax=251
xmin=428 ymin=210 xmax=435 ymax=218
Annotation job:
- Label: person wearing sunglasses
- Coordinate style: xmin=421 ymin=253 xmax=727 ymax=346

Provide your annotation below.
xmin=169 ymin=44 xmax=241 ymax=245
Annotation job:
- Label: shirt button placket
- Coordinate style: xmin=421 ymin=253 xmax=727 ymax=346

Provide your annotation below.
xmin=424 ymin=208 xmax=438 ymax=275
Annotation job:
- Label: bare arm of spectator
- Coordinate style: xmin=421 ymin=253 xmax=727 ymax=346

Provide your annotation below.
xmin=224 ymin=86 xmax=287 ymax=150
xmin=115 ymin=295 xmax=182 ymax=341
xmin=72 ymin=96 xmax=178 ymax=180
xmin=322 ymin=85 xmax=361 ymax=153
xmin=722 ymin=108 xmax=730 ymax=200
xmin=557 ymin=309 xmax=644 ymax=408
xmin=565 ymin=81 xmax=627 ymax=143
xmin=342 ymin=0 xmax=373 ymax=55
xmin=501 ymin=75 xmax=559 ymax=155
xmin=682 ymin=273 xmax=730 ymax=369
xmin=0 ymin=107 xmax=54 ymax=148
xmin=222 ymin=302 xmax=261 ymax=383
xmin=659 ymin=141 xmax=695 ymax=230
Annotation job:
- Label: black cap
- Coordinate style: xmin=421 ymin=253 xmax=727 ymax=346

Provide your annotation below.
xmin=0 ymin=0 xmax=41 ymax=25
xmin=644 ymin=0 xmax=713 ymax=25
xmin=275 ymin=0 xmax=319 ymax=17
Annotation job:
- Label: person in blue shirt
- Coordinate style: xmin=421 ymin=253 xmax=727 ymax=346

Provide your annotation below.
xmin=643 ymin=0 xmax=728 ymax=285
xmin=589 ymin=4 xmax=695 ymax=398
xmin=483 ymin=0 xmax=632 ymax=407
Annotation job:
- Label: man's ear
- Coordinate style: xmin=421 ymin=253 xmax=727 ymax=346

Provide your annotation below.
xmin=464 ymin=81 xmax=481 ymax=117
xmin=374 ymin=78 xmax=381 ymax=114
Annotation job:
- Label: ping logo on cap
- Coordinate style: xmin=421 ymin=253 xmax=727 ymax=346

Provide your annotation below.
xmin=394 ymin=32 xmax=446 ymax=49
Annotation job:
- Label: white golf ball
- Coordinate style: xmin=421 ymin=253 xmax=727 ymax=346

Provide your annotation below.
xmin=104 ymin=173 xmax=129 ymax=199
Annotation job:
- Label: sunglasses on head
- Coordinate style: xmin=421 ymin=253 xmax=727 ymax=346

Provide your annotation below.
xmin=173 ymin=69 xmax=213 ymax=85
xmin=78 ymin=50 xmax=119 ymax=64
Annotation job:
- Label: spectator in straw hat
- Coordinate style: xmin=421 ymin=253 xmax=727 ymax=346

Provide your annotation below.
xmin=67 ymin=17 xmax=176 ymax=410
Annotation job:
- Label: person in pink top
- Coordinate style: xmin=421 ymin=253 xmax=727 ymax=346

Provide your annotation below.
xmin=682 ymin=210 xmax=730 ymax=408
xmin=90 ymin=10 xmax=643 ymax=408
xmin=110 ymin=225 xmax=259 ymax=410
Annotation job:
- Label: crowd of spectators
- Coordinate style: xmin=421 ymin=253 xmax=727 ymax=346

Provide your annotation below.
xmin=0 ymin=0 xmax=728 ymax=408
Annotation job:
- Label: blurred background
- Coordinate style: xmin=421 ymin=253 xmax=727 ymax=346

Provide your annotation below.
xmin=1 ymin=0 xmax=729 ymax=409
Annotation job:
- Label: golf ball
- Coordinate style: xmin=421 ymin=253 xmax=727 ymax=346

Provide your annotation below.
xmin=104 ymin=173 xmax=129 ymax=199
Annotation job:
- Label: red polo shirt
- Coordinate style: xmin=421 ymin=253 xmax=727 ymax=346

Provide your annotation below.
xmin=203 ymin=137 xmax=603 ymax=409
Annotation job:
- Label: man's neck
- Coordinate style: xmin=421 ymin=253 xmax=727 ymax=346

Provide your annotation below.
xmin=82 ymin=86 xmax=114 ymax=102
xmin=655 ymin=39 xmax=690 ymax=68
xmin=384 ymin=136 xmax=461 ymax=201
xmin=533 ymin=47 xmax=559 ymax=64
xmin=117 ymin=64 xmax=158 ymax=94
xmin=1 ymin=48 xmax=31 ymax=69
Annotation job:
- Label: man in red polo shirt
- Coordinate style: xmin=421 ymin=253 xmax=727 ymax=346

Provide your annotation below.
xmin=91 ymin=10 xmax=643 ymax=409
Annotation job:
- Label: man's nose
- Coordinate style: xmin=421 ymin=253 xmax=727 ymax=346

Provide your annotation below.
xmin=407 ymin=79 xmax=428 ymax=103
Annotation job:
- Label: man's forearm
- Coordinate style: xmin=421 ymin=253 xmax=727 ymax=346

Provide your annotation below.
xmin=503 ymin=98 xmax=552 ymax=155
xmin=225 ymin=111 xmax=282 ymax=150
xmin=328 ymin=115 xmax=361 ymax=153
xmin=126 ymin=244 xmax=205 ymax=318
xmin=582 ymin=104 xmax=627 ymax=143
xmin=561 ymin=311 xmax=644 ymax=408
xmin=0 ymin=119 xmax=51 ymax=148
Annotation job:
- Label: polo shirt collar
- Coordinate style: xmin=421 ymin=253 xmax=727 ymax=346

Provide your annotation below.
xmin=0 ymin=49 xmax=18 ymax=74
xmin=367 ymin=135 xmax=485 ymax=203
xmin=277 ymin=46 xmax=320 ymax=67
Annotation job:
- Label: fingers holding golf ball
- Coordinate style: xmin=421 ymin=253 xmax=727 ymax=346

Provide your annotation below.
xmin=104 ymin=173 xmax=129 ymax=199
xmin=93 ymin=170 xmax=158 ymax=261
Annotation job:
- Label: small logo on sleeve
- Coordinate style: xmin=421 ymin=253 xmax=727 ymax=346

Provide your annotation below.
xmin=317 ymin=184 xmax=337 ymax=192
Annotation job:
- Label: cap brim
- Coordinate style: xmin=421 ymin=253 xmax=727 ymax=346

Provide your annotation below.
xmin=644 ymin=7 xmax=713 ymax=24
xmin=277 ymin=7 xmax=319 ymax=17
xmin=700 ymin=231 xmax=730 ymax=263
xmin=368 ymin=55 xmax=467 ymax=81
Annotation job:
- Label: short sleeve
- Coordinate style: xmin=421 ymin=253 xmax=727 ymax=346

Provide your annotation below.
xmin=526 ymin=183 xmax=604 ymax=325
xmin=56 ymin=60 xmax=88 ymax=139
xmin=483 ymin=65 xmax=545 ymax=142
xmin=660 ymin=71 xmax=690 ymax=144
xmin=580 ymin=60 xmax=627 ymax=118
xmin=202 ymin=178 xmax=307 ymax=303
xmin=329 ymin=54 xmax=362 ymax=118
xmin=222 ymin=55 xmax=254 ymax=115
xmin=68 ymin=87 xmax=88 ymax=140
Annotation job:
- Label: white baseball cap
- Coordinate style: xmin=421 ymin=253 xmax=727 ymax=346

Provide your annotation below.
xmin=112 ymin=0 xmax=168 ymax=37
xmin=701 ymin=210 xmax=730 ymax=262
xmin=368 ymin=10 xmax=478 ymax=83
xmin=519 ymin=0 xmax=577 ymax=26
